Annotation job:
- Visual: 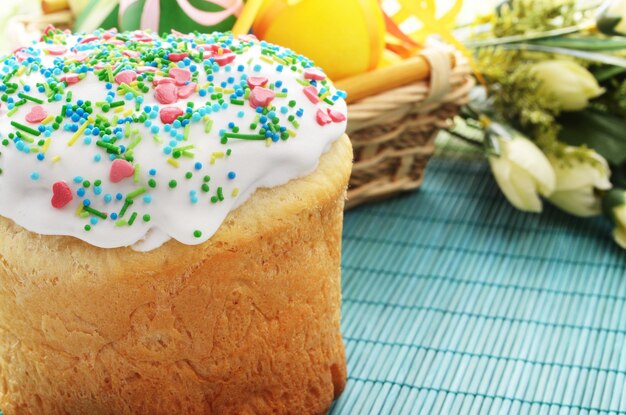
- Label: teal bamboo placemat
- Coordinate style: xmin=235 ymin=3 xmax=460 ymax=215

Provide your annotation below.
xmin=330 ymin=141 xmax=626 ymax=414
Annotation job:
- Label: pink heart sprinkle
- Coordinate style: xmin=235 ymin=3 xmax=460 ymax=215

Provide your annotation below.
xmin=168 ymin=52 xmax=188 ymax=62
xmin=159 ymin=106 xmax=184 ymax=124
xmin=177 ymin=82 xmax=197 ymax=99
xmin=79 ymin=35 xmax=99 ymax=44
xmin=137 ymin=66 xmax=157 ymax=73
xmin=327 ymin=108 xmax=346 ymax=122
xmin=60 ymin=73 xmax=80 ymax=85
xmin=303 ymin=86 xmax=320 ymax=104
xmin=67 ymin=52 xmax=88 ymax=62
xmin=114 ymin=69 xmax=137 ymax=85
xmin=102 ymin=30 xmax=117 ymax=40
xmin=46 ymin=45 xmax=67 ymax=55
xmin=304 ymin=68 xmax=327 ymax=81
xmin=247 ymin=76 xmax=269 ymax=89
xmin=199 ymin=44 xmax=236 ymax=66
xmin=238 ymin=34 xmax=258 ymax=43
xmin=152 ymin=76 xmax=176 ymax=86
xmin=25 ymin=106 xmax=47 ymax=124
xmin=109 ymin=159 xmax=135 ymax=183
xmin=155 ymin=83 xmax=179 ymax=104
xmin=123 ymin=50 xmax=140 ymax=59
xmin=15 ymin=51 xmax=30 ymax=63
xmin=249 ymin=87 xmax=276 ymax=108
xmin=42 ymin=24 xmax=56 ymax=38
xmin=51 ymin=181 xmax=73 ymax=209
xmin=169 ymin=67 xmax=191 ymax=85
xmin=213 ymin=52 xmax=236 ymax=66
xmin=316 ymin=108 xmax=332 ymax=126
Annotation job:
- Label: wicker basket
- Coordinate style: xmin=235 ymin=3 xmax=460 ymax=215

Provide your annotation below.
xmin=344 ymin=48 xmax=474 ymax=209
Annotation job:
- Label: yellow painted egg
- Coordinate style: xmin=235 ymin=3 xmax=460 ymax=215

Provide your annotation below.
xmin=252 ymin=0 xmax=386 ymax=80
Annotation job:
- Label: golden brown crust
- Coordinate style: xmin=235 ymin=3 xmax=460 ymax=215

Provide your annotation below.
xmin=0 ymin=135 xmax=352 ymax=415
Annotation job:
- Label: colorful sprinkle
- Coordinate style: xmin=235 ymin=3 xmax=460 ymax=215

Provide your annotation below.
xmin=109 ymin=159 xmax=135 ymax=183
xmin=51 ymin=181 xmax=73 ymax=209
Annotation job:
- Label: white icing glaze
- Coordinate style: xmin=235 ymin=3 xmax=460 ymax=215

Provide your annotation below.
xmin=0 ymin=30 xmax=347 ymax=251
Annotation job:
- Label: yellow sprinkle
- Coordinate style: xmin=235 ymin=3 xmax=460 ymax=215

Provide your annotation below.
xmin=231 ymin=188 xmax=239 ymax=197
xmin=210 ymin=151 xmax=224 ymax=165
xmin=260 ymin=56 xmax=273 ymax=64
xmin=266 ymin=138 xmax=272 ymax=147
xmin=52 ymin=155 xmax=61 ymax=163
xmin=68 ymin=116 xmax=94 ymax=146
xmin=287 ymin=129 xmax=297 ymax=137
xmin=75 ymin=204 xmax=84 ymax=216
xmin=41 ymin=115 xmax=55 ymax=125
xmin=42 ymin=138 xmax=51 ymax=154
xmin=114 ymin=106 xmax=125 ymax=113
xmin=202 ymin=82 xmax=211 ymax=89
xmin=123 ymin=109 xmax=133 ymax=116
xmin=16 ymin=66 xmax=26 ymax=76
xmin=133 ymin=164 xmax=140 ymax=183
xmin=273 ymin=56 xmax=287 ymax=65
xmin=167 ymin=157 xmax=180 ymax=168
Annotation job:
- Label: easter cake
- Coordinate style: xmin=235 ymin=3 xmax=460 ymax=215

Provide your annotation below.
xmin=0 ymin=27 xmax=351 ymax=414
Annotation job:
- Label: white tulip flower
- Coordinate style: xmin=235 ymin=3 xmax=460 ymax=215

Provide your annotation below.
xmin=548 ymin=147 xmax=612 ymax=217
xmin=530 ymin=60 xmax=605 ymax=112
xmin=487 ymin=124 xmax=556 ymax=213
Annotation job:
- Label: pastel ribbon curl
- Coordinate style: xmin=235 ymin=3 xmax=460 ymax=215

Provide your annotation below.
xmin=119 ymin=0 xmax=243 ymax=32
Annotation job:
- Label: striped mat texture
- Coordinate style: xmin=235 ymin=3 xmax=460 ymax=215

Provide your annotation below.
xmin=329 ymin=137 xmax=626 ymax=414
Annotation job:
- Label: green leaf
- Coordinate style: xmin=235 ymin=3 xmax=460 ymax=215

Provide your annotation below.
xmin=602 ymin=188 xmax=626 ymax=218
xmin=532 ymin=36 xmax=626 ymax=51
xmin=597 ymin=15 xmax=623 ymax=37
xmin=610 ymin=164 xmax=626 ymax=188
xmin=502 ymin=43 xmax=626 ymax=68
xmin=559 ymin=109 xmax=626 ymax=165
xmin=465 ymin=24 xmax=587 ymax=48
xmin=593 ymin=65 xmax=626 ymax=82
